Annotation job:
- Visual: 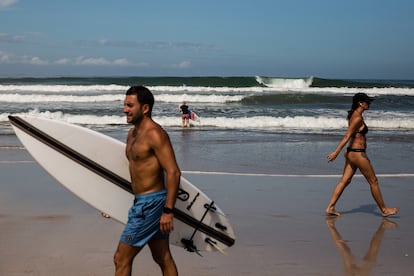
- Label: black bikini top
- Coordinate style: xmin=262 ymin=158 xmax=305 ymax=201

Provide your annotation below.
xmin=354 ymin=123 xmax=368 ymax=136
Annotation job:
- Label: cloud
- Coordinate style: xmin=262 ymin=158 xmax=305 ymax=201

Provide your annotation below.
xmin=23 ymin=55 xmax=48 ymax=65
xmin=82 ymin=39 xmax=215 ymax=52
xmin=0 ymin=50 xmax=141 ymax=67
xmin=75 ymin=56 xmax=111 ymax=65
xmin=113 ymin=58 xmax=130 ymax=66
xmin=0 ymin=49 xmax=188 ymax=69
xmin=72 ymin=56 xmax=143 ymax=67
xmin=173 ymin=61 xmax=192 ymax=69
xmin=0 ymin=32 xmax=24 ymax=42
xmin=0 ymin=0 xmax=18 ymax=8
xmin=54 ymin=58 xmax=71 ymax=65
xmin=0 ymin=51 xmax=11 ymax=62
xmin=0 ymin=51 xmax=48 ymax=65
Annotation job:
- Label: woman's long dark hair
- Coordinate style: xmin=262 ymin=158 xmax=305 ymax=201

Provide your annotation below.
xmin=347 ymin=93 xmax=372 ymax=120
xmin=347 ymin=101 xmax=359 ymax=120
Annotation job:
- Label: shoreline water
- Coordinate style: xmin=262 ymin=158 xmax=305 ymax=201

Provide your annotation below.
xmin=3 ymin=127 xmax=413 ymax=175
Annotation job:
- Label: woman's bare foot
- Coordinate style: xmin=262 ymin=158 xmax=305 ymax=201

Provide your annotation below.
xmin=325 ymin=207 xmax=341 ymax=217
xmin=381 ymin=207 xmax=400 ymax=217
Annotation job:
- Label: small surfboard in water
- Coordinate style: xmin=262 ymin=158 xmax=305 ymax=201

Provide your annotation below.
xmin=190 ymin=110 xmax=201 ymax=123
xmin=9 ymin=115 xmax=235 ymax=254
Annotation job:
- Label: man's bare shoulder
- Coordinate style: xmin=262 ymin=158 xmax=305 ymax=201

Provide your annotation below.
xmin=146 ymin=121 xmax=169 ymax=141
xmin=138 ymin=121 xmax=169 ymax=149
xmin=130 ymin=118 xmax=170 ymax=146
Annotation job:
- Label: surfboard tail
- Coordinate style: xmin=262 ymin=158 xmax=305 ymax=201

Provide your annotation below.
xmin=205 ymin=237 xmax=227 ymax=255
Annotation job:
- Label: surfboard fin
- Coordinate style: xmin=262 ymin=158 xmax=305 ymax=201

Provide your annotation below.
xmin=181 ymin=238 xmax=203 ymax=256
xmin=205 ymin=238 xmax=227 ymax=255
xmin=180 ymin=201 xmax=216 ymax=257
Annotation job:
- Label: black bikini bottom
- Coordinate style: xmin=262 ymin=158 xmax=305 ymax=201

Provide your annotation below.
xmin=347 ymin=148 xmax=366 ymax=153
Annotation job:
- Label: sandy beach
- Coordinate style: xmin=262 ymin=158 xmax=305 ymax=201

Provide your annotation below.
xmin=1 ymin=131 xmax=413 ymax=276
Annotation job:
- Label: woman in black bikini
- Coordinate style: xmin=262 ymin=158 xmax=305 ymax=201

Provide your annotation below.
xmin=325 ymin=93 xmax=399 ymax=217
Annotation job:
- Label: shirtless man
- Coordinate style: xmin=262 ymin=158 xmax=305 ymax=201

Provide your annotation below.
xmin=114 ymin=86 xmax=180 ymax=276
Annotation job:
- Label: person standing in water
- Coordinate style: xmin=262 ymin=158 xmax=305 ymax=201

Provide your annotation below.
xmin=179 ymin=101 xmax=190 ymax=128
xmin=325 ymin=93 xmax=399 ymax=217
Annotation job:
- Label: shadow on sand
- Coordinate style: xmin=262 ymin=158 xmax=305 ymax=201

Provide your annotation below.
xmin=340 ymin=204 xmax=400 ymax=218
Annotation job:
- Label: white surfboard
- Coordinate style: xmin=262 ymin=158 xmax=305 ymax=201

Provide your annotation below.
xmin=190 ymin=110 xmax=201 ymax=123
xmin=9 ymin=115 xmax=235 ymax=254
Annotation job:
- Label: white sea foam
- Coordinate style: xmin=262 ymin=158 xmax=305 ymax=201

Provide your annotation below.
xmin=1 ymin=83 xmax=413 ymax=96
xmin=3 ymin=110 xmax=413 ymax=131
xmin=1 ymin=81 xmax=413 ymax=133
xmin=256 ymin=76 xmax=314 ymax=89
xmin=0 ymin=93 xmax=245 ymax=103
xmin=0 ymin=93 xmax=124 ymax=103
xmin=0 ymin=84 xmax=127 ymax=92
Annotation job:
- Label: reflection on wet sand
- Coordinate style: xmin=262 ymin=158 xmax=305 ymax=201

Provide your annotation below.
xmin=326 ymin=217 xmax=398 ymax=276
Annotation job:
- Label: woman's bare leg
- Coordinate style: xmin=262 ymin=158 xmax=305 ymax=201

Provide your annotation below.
xmin=353 ymin=153 xmax=399 ymax=217
xmin=326 ymin=159 xmax=357 ymax=216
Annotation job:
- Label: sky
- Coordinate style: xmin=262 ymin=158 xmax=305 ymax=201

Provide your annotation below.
xmin=0 ymin=0 xmax=413 ymax=79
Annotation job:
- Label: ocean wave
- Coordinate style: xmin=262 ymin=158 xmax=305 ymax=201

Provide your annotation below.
xmin=311 ymin=77 xmax=414 ymax=88
xmin=2 ymin=76 xmax=413 ymax=89
xmin=0 ymin=84 xmax=127 ymax=92
xmin=1 ymin=83 xmax=413 ymax=96
xmin=256 ymin=76 xmax=313 ymax=89
xmin=0 ymin=93 xmax=124 ymax=103
xmin=1 ymin=111 xmax=123 ymax=125
xmin=0 ymin=93 xmax=245 ymax=103
xmin=2 ymin=111 xmax=413 ymax=131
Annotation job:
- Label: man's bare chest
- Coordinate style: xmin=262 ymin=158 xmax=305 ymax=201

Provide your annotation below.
xmin=126 ymin=135 xmax=153 ymax=161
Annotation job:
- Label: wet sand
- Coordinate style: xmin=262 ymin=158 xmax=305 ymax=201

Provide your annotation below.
xmin=1 ymin=146 xmax=413 ymax=275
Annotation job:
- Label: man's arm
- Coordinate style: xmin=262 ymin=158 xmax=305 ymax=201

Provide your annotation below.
xmin=149 ymin=126 xmax=181 ymax=233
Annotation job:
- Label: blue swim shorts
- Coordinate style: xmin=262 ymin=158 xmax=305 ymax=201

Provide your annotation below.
xmin=120 ymin=189 xmax=169 ymax=247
